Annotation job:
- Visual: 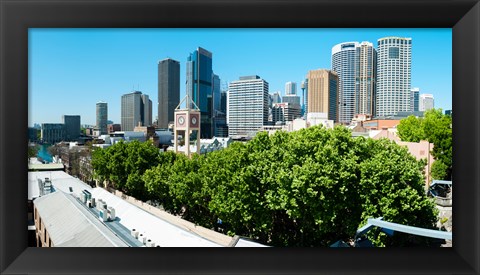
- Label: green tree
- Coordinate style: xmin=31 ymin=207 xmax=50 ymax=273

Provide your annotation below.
xmin=397 ymin=109 xmax=452 ymax=180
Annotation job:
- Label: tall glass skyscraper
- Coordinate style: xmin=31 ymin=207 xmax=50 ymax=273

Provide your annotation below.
xmin=376 ymin=37 xmax=412 ymax=117
xmin=332 ymin=42 xmax=359 ymax=124
xmin=355 ymin=41 xmax=377 ymax=117
xmin=96 ymin=102 xmax=108 ymax=135
xmin=158 ymin=58 xmax=180 ymax=129
xmin=228 ymin=75 xmax=269 ymax=137
xmin=187 ymin=47 xmax=213 ymax=138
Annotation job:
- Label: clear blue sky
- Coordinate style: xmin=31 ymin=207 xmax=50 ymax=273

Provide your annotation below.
xmin=29 ymin=28 xmax=452 ymax=126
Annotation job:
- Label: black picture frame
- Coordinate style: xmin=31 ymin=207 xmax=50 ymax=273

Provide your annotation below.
xmin=1 ymin=0 xmax=479 ymax=274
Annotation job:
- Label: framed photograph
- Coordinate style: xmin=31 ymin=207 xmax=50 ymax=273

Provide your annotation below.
xmin=1 ymin=0 xmax=479 ymax=274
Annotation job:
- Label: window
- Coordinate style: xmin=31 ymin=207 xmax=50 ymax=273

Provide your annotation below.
xmin=389 ymin=47 xmax=400 ymax=59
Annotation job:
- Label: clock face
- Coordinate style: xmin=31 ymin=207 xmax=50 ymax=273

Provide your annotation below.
xmin=191 ymin=117 xmax=197 ymax=125
xmin=177 ymin=115 xmax=185 ymax=126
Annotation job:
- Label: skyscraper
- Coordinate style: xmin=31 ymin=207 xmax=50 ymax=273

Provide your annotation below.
xmin=228 ymin=75 xmax=269 ymax=137
xmin=141 ymin=94 xmax=152 ymax=127
xmin=158 ymin=58 xmax=180 ymax=129
xmin=121 ymin=91 xmax=151 ymax=131
xmin=301 ymin=79 xmax=308 ymax=118
xmin=332 ymin=42 xmax=359 ymax=124
xmin=62 ymin=115 xmax=80 ymax=141
xmin=376 ymin=37 xmax=412 ymax=117
xmin=285 ymin=81 xmax=297 ymax=95
xmin=419 ymin=94 xmax=434 ymax=111
xmin=96 ymin=102 xmax=108 ymax=135
xmin=187 ymin=47 xmax=213 ymax=138
xmin=355 ymin=41 xmax=377 ymax=117
xmin=411 ymin=88 xmax=420 ymax=112
xmin=306 ymin=69 xmax=338 ymax=122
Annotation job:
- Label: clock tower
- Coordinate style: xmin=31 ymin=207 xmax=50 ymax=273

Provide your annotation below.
xmin=174 ymin=95 xmax=201 ymax=156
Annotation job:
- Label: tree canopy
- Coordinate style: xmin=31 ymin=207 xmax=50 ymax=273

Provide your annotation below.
xmin=397 ymin=109 xmax=452 ymax=180
xmin=91 ymin=126 xmax=438 ymax=247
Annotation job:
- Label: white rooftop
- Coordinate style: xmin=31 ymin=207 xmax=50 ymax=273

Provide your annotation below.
xmin=28 ymin=171 xmax=92 ymax=200
xmin=34 ymin=191 xmax=128 ymax=247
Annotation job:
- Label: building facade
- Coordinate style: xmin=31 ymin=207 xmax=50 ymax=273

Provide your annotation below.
xmin=332 ymin=42 xmax=359 ymax=124
xmin=376 ymin=37 xmax=412 ymax=117
xmin=62 ymin=115 xmax=80 ymax=141
xmin=187 ymin=47 xmax=214 ymax=138
xmin=306 ymin=69 xmax=339 ymax=122
xmin=282 ymin=94 xmax=301 ymax=105
xmin=228 ymin=75 xmax=269 ymax=137
xmin=41 ymin=123 xmax=65 ymax=144
xmin=158 ymin=58 xmax=180 ymax=129
xmin=96 ymin=102 xmax=108 ymax=135
xmin=272 ymin=102 xmax=302 ymax=124
xmin=121 ymin=91 xmax=151 ymax=131
xmin=355 ymin=41 xmax=377 ymax=117
xmin=419 ymin=93 xmax=434 ymax=111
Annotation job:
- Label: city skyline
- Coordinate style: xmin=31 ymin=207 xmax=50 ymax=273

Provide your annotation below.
xmin=29 ymin=28 xmax=452 ymax=126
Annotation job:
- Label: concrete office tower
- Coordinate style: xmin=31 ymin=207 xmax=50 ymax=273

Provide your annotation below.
xmin=306 ymin=69 xmax=339 ymax=122
xmin=158 ymin=58 xmax=180 ymax=129
xmin=228 ymin=75 xmax=269 ymax=137
xmin=419 ymin=94 xmax=434 ymax=111
xmin=187 ymin=47 xmax=214 ymax=138
xmin=96 ymin=102 xmax=108 ymax=135
xmin=285 ymin=81 xmax=297 ymax=95
xmin=272 ymin=91 xmax=282 ymax=104
xmin=332 ymin=42 xmax=359 ymax=124
xmin=355 ymin=41 xmax=377 ymax=117
xmin=62 ymin=115 xmax=81 ymax=141
xmin=121 ymin=91 xmax=151 ymax=131
xmin=411 ymin=88 xmax=420 ymax=112
xmin=376 ymin=37 xmax=412 ymax=117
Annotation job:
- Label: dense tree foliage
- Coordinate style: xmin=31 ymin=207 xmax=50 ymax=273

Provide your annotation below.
xmin=91 ymin=126 xmax=438 ymax=247
xmin=397 ymin=109 xmax=452 ymax=180
xmin=91 ymin=140 xmax=161 ymax=199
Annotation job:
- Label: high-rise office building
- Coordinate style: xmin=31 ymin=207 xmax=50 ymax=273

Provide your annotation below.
xmin=285 ymin=82 xmax=297 ymax=95
xmin=62 ymin=115 xmax=80 ymax=141
xmin=376 ymin=37 xmax=412 ymax=117
xmin=41 ymin=123 xmax=65 ymax=144
xmin=411 ymin=88 xmax=420 ymax=112
xmin=158 ymin=58 xmax=180 ymax=129
xmin=96 ymin=102 xmax=108 ymax=135
xmin=355 ymin=41 xmax=377 ymax=117
xmin=187 ymin=47 xmax=214 ymax=138
xmin=419 ymin=94 xmax=434 ymax=111
xmin=121 ymin=91 xmax=151 ymax=131
xmin=228 ymin=75 xmax=269 ymax=137
xmin=306 ymin=69 xmax=339 ymax=122
xmin=332 ymin=42 xmax=359 ymax=124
